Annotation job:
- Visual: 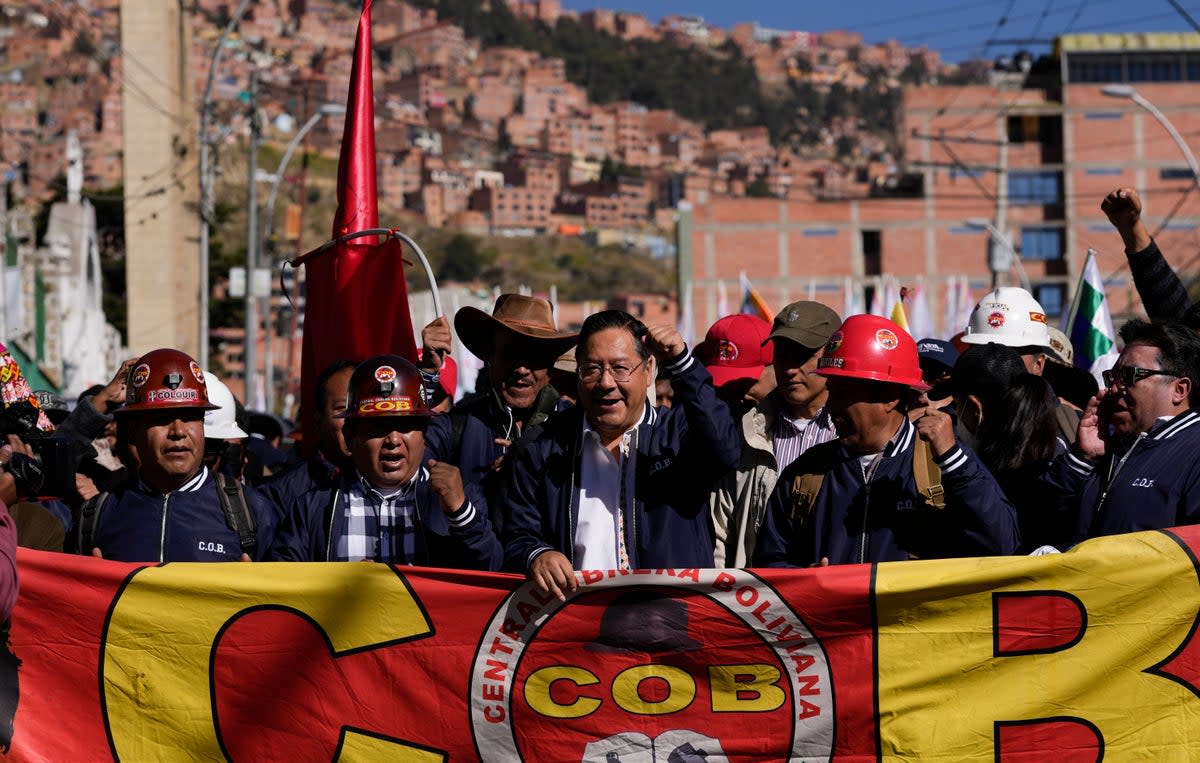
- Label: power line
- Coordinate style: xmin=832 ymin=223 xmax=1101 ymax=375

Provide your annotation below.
xmin=1166 ymin=0 xmax=1200 ymax=33
xmin=37 ymin=2 xmax=194 ymax=132
xmin=1062 ymin=0 xmax=1088 ymax=33
xmin=1029 ymin=0 xmax=1057 ymax=42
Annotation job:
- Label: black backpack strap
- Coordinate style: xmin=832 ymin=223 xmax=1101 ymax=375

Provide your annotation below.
xmin=214 ymin=472 xmax=258 ymax=559
xmin=76 ymin=491 xmax=109 ymax=556
xmin=449 ymin=405 xmax=470 ymax=460
xmin=323 ymin=488 xmax=341 ymax=562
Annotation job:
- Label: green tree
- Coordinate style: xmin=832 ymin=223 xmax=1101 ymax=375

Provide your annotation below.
xmin=746 ymin=177 xmax=772 ymax=198
xmin=438 ymin=233 xmax=491 ymax=281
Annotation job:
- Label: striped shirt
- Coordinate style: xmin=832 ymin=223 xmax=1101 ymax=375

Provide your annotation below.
xmin=772 ymin=406 xmax=837 ymax=472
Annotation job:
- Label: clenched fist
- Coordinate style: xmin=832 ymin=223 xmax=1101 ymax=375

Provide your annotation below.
xmin=1101 ymin=187 xmax=1151 ymax=253
xmin=914 ymin=408 xmax=956 ymax=457
xmin=427 ymin=458 xmax=467 ymax=514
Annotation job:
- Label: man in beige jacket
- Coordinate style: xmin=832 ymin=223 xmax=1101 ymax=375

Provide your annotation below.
xmin=710 ymin=301 xmax=841 ymax=566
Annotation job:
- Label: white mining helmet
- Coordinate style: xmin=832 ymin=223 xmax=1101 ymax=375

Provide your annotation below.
xmin=203 ymin=371 xmax=249 ymax=440
xmin=961 ymin=287 xmax=1052 ymax=349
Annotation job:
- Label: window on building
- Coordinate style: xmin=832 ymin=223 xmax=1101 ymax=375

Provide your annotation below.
xmin=949 ymin=167 xmax=983 ymax=180
xmin=1008 ymin=171 xmax=1062 ymax=205
xmin=1129 ymin=54 xmax=1183 ymax=82
xmin=1020 ymin=227 xmax=1064 ymax=261
xmin=862 ymin=230 xmax=882 ymax=276
xmin=1034 ymin=284 xmax=1066 ymax=319
xmin=1161 ymin=167 xmax=1196 ymax=181
xmin=1067 ymin=54 xmax=1123 ymax=83
xmin=1007 ymin=115 xmax=1038 ymax=143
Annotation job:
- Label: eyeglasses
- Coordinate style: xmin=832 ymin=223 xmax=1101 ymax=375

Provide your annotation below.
xmin=577 ymin=361 xmax=644 ymax=383
xmin=1102 ymin=365 xmax=1177 ymax=389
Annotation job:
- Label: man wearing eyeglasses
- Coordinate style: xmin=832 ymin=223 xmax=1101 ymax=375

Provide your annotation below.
xmin=1050 ymin=319 xmax=1200 ymax=544
xmin=503 ymin=310 xmax=740 ymax=600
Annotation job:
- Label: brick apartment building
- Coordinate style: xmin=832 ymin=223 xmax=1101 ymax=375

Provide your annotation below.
xmin=682 ymin=32 xmax=1200 ymax=340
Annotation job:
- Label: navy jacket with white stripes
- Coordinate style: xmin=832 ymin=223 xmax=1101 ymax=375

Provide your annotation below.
xmin=90 ymin=467 xmax=277 ymax=562
xmin=754 ymin=419 xmax=1021 ymax=566
xmin=267 ymin=467 xmax=502 ymax=570
xmin=503 ymin=349 xmax=740 ymax=572
xmin=1045 ymin=408 xmax=1200 ymax=544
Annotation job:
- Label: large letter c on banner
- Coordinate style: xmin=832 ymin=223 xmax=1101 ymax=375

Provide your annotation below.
xmin=100 ymin=563 xmax=440 ymax=761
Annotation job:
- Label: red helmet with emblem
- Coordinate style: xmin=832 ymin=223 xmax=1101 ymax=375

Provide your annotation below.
xmin=117 ymin=348 xmax=220 ymax=415
xmin=337 ymin=355 xmax=433 ymax=419
xmin=816 ymin=315 xmax=928 ymax=390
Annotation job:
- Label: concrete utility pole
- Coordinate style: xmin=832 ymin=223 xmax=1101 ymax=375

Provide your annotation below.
xmin=121 ymin=0 xmax=198 ymax=355
xmin=245 ymin=68 xmax=261 ymax=409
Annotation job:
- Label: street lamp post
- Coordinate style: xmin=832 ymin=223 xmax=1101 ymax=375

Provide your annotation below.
xmin=1101 ymin=84 xmax=1200 ymax=190
xmin=964 ymin=217 xmax=1033 ymax=292
xmin=260 ymin=104 xmax=346 ymax=253
xmin=198 ymin=0 xmax=253 ymax=368
xmin=257 ymin=103 xmax=345 ymax=413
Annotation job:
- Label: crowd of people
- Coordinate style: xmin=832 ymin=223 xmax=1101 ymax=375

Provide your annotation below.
xmin=0 ymin=185 xmax=1196 ymax=607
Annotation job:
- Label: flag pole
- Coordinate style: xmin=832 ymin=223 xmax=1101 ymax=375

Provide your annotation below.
xmin=1062 ymin=248 xmax=1094 ymax=333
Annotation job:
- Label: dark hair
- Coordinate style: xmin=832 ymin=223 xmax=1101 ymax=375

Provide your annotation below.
xmin=315 ymin=359 xmax=358 ymax=411
xmin=77 ymin=383 xmax=105 ymax=405
xmin=976 ymin=374 xmax=1059 ymax=473
xmin=1118 ymin=319 xmax=1200 ymax=406
xmin=233 ymin=395 xmax=248 ymax=435
xmin=576 ymin=310 xmax=651 ymax=363
xmin=945 ymin=343 xmax=1025 ymax=402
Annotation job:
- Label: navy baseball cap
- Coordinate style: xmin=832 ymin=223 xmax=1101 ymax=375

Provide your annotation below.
xmin=916 ymin=338 xmax=959 ymax=375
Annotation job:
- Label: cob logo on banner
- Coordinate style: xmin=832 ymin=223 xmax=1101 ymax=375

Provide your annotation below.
xmin=469 ymin=568 xmax=834 ymax=761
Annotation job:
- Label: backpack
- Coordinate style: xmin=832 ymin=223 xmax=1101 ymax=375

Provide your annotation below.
xmin=75 ymin=472 xmax=258 ymax=559
xmin=788 ymin=437 xmax=946 ymax=524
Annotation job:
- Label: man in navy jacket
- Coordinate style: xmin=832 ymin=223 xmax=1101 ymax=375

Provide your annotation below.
xmin=754 ymin=315 xmax=1019 ymax=567
xmin=1046 ymin=319 xmax=1200 ymax=543
xmin=84 ymin=348 xmax=276 ymax=562
xmin=422 ymin=295 xmax=578 ymax=538
xmin=504 ymin=310 xmax=740 ymax=599
xmin=269 ymin=356 xmax=501 ymax=570
xmin=260 ymin=359 xmax=356 ymax=524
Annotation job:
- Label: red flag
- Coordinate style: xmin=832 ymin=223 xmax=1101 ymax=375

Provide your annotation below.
xmin=298 ymin=0 xmax=417 ymax=449
xmin=332 ymin=0 xmax=377 ymax=238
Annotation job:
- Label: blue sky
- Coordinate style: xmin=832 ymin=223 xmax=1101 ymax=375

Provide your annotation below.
xmin=558 ymin=0 xmax=1200 ymax=62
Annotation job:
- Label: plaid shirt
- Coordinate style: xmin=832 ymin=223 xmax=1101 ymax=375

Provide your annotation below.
xmin=335 ymin=469 xmax=426 ymax=564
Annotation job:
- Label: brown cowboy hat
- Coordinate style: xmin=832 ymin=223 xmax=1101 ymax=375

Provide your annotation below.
xmin=455 ymin=294 xmax=579 ymax=360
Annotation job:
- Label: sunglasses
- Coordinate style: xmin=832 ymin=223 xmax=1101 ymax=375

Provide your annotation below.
xmin=1102 ymin=365 xmax=1177 ymax=389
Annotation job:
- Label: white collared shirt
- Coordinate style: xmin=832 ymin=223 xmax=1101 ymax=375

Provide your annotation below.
xmin=574 ymin=419 xmax=634 ymax=569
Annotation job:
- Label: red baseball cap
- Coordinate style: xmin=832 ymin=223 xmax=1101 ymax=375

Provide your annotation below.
xmin=699 ymin=314 xmax=774 ymax=389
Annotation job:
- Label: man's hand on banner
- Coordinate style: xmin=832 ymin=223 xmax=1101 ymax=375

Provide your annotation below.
xmin=529 ymin=550 xmax=577 ymax=601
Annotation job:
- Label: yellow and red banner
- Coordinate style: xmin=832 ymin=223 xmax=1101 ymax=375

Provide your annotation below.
xmin=4 ymin=526 xmax=1199 ymax=760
